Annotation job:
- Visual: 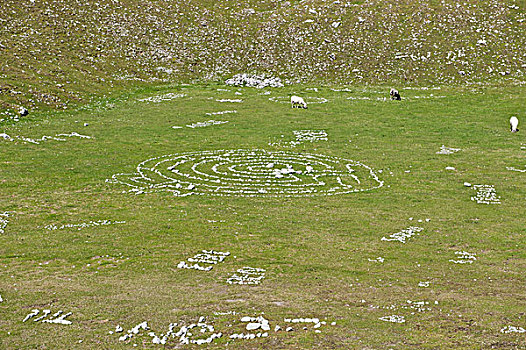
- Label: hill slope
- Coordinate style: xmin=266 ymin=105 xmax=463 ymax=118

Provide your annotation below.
xmin=1 ymin=0 xmax=525 ymax=115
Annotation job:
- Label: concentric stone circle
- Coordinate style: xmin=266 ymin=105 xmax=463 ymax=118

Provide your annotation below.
xmin=111 ymin=149 xmax=383 ymax=197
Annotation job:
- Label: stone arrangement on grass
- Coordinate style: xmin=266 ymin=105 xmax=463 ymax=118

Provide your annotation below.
xmin=449 ymin=251 xmax=476 ymax=264
xmin=0 ymin=132 xmax=91 ymax=145
xmin=44 ymin=219 xmax=125 ymax=231
xmin=216 ymin=99 xmax=243 ymax=103
xmin=0 ymin=212 xmax=10 ymax=234
xmin=379 ymin=315 xmax=406 ymax=323
xmin=436 ymin=145 xmax=461 ymax=154
xmin=381 ymin=226 xmax=424 ymax=243
xmin=367 ymin=257 xmax=385 ymax=263
xmin=177 ymin=250 xmax=230 ymax=271
xmin=185 ymin=120 xmax=229 ymax=129
xmin=117 ymin=321 xmax=149 ymax=342
xmin=506 ymin=166 xmax=526 ymax=173
xmin=470 ymin=185 xmax=501 ymax=204
xmin=269 ymin=130 xmax=328 ymax=148
xmin=205 ymin=110 xmax=237 ymax=116
xmin=226 ymin=267 xmax=266 ymax=285
xmin=112 ymin=312 xmax=338 ymax=346
xmin=293 ymin=130 xmax=328 ymax=143
xmin=138 ymin=93 xmax=186 ymax=103
xmin=500 ymin=325 xmax=525 ymax=334
xmin=22 ymin=309 xmax=73 ymax=325
xmin=110 ymin=149 xmax=383 ymax=198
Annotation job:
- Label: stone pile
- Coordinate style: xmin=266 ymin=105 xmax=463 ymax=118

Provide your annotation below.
xmin=225 ymin=74 xmax=283 ymax=88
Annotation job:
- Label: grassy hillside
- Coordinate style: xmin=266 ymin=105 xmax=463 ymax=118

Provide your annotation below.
xmin=0 ymin=84 xmax=525 ymax=349
xmin=1 ymin=0 xmax=525 ymax=116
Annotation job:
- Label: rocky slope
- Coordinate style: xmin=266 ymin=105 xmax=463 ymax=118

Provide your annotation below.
xmin=1 ymin=0 xmax=525 ymax=115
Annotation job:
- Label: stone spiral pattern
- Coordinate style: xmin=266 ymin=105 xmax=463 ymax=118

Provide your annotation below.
xmin=110 ymin=149 xmax=383 ymax=197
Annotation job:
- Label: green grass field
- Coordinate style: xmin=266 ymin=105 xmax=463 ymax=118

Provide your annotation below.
xmin=1 ymin=84 xmax=525 ymax=349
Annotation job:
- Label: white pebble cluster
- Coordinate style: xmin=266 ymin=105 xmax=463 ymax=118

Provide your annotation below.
xmin=23 ymin=309 xmax=72 ymax=325
xmin=269 ymin=130 xmax=328 ymax=148
xmin=44 ymin=219 xmax=125 ymax=231
xmin=110 ymin=149 xmax=383 ymax=198
xmin=205 ymin=110 xmax=237 ymax=116
xmin=436 ymin=145 xmax=461 ymax=154
xmin=403 ymin=300 xmax=432 ymax=312
xmin=293 ymin=130 xmax=328 ymax=143
xmin=381 ymin=226 xmax=424 ymax=243
xmin=177 ymin=250 xmax=230 ymax=271
xmin=0 ymin=132 xmax=91 ymax=145
xmin=0 ymin=212 xmax=10 ymax=234
xmin=471 ymin=185 xmax=501 ymax=204
xmin=225 ymin=74 xmax=283 ymax=88
xmin=500 ymin=325 xmax=526 ymax=334
xmin=506 ymin=166 xmax=526 ymax=173
xmin=216 ymin=99 xmax=243 ymax=103
xmin=173 ymin=318 xmax=222 ymax=345
xmin=379 ymin=315 xmax=406 ymax=323
xmin=226 ymin=267 xmax=266 ymax=285
xmin=449 ymin=251 xmax=476 ymax=264
xmin=118 ymin=321 xmax=149 ymax=341
xmin=185 ymin=120 xmax=229 ymax=129
xmin=138 ymin=93 xmax=186 ymax=103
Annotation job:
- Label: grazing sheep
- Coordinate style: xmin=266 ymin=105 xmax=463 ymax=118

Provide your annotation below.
xmin=390 ymin=88 xmax=401 ymax=101
xmin=19 ymin=106 xmax=28 ymax=116
xmin=291 ymin=95 xmax=308 ymax=109
xmin=510 ymin=116 xmax=519 ymax=132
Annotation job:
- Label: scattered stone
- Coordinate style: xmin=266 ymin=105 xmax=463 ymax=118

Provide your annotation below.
xmin=0 ymin=212 xmax=10 ymax=234
xmin=177 ymin=250 xmax=230 ymax=271
xmin=506 ymin=166 xmax=526 ymax=173
xmin=381 ymin=226 xmax=424 ymax=243
xmin=227 ymin=267 xmax=266 ymax=285
xmin=44 ymin=219 xmax=125 ymax=231
xmin=185 ymin=120 xmax=229 ymax=128
xmin=205 ymin=110 xmax=237 ymax=116
xmin=138 ymin=93 xmax=186 ymax=103
xmin=379 ymin=315 xmax=405 ymax=323
xmin=225 ymin=74 xmax=283 ymax=88
xmin=500 ymin=325 xmax=525 ymax=334
xmin=450 ymin=251 xmax=476 ymax=264
xmin=471 ymin=185 xmax=501 ymax=204
xmin=23 ymin=309 xmax=72 ymax=325
xmin=216 ymin=99 xmax=243 ymax=103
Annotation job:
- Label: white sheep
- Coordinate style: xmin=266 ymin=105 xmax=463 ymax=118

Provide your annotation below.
xmin=510 ymin=116 xmax=519 ymax=132
xmin=291 ymin=96 xmax=307 ymax=109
